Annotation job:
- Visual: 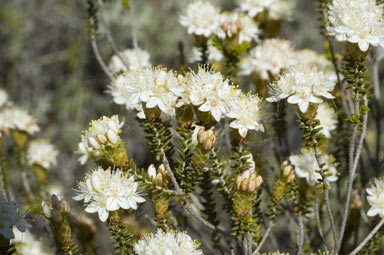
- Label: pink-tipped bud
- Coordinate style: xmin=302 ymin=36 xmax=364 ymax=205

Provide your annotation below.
xmin=255 ymin=175 xmax=263 ymax=189
xmin=236 ymin=176 xmax=243 ymax=190
xmin=248 ymin=180 xmax=256 ymax=192
xmin=242 ymin=170 xmax=251 ymax=179
xmin=241 ymin=179 xmax=249 ymax=191
xmin=41 ymin=201 xmax=51 ymax=218
xmin=107 ymin=129 xmax=119 ymax=144
xmin=96 ymin=133 xmax=107 ymax=145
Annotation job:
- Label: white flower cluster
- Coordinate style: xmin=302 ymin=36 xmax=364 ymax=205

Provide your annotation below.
xmin=240 ymin=39 xmax=297 ymax=80
xmin=179 ymin=0 xmax=224 ymax=38
xmin=27 ymin=139 xmax=59 ymax=169
xmin=220 ymin=12 xmax=260 ymax=44
xmin=267 ymin=65 xmax=336 ymax=113
xmin=110 ymin=67 xmax=264 ymax=138
xmin=0 ymin=195 xmax=30 ymax=240
xmin=0 ymin=107 xmax=40 ymax=136
xmin=189 ymin=40 xmax=223 ymax=63
xmin=239 ymin=0 xmax=293 ymax=20
xmin=366 ymin=178 xmax=384 ymax=218
xmin=108 ymin=48 xmax=151 ymax=75
xmin=134 ymin=230 xmax=203 ymax=255
xmin=12 ymin=229 xmax=54 ymax=255
xmin=73 ymin=167 xmax=145 ymax=222
xmin=327 ymin=0 xmax=384 ymax=52
xmin=110 ymin=68 xmax=182 ymax=118
xmin=289 ymin=148 xmax=338 ymax=186
xmin=295 ymin=49 xmax=339 ymax=84
xmin=77 ymin=115 xmax=123 ymax=165
xmin=316 ymin=103 xmax=337 ymax=139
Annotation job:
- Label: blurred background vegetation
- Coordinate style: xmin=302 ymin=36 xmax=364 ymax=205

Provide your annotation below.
xmin=0 ymin=0 xmax=338 ymax=253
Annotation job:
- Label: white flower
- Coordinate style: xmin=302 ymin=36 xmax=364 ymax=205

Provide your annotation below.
xmin=295 ymin=49 xmax=340 ymax=84
xmin=289 ymin=148 xmax=338 ymax=186
xmin=179 ymin=0 xmax=224 ymax=38
xmin=220 ymin=12 xmax=260 ymax=44
xmin=108 ymin=48 xmax=151 ymax=74
xmin=240 ymin=39 xmax=297 ymax=80
xmin=0 ymin=196 xmax=30 ymax=240
xmin=109 ymin=67 xmax=183 ymax=118
xmin=316 ymin=103 xmax=337 ymax=138
xmin=239 ymin=0 xmax=293 ymax=20
xmin=227 ymin=94 xmax=264 ymax=138
xmin=366 ymin=178 xmax=384 ymax=218
xmin=27 ymin=139 xmax=58 ymax=169
xmin=327 ymin=0 xmax=384 ymax=52
xmin=189 ymin=40 xmax=223 ymax=63
xmin=182 ymin=67 xmax=240 ymax=122
xmin=77 ymin=115 xmax=124 ymax=165
xmin=134 ymin=230 xmax=203 ymax=255
xmin=73 ymin=167 xmax=145 ymax=222
xmin=267 ymin=65 xmax=336 ymax=113
xmin=0 ymin=89 xmax=8 ymax=109
xmin=12 ymin=229 xmax=54 ymax=255
xmin=0 ymin=107 xmax=39 ymax=135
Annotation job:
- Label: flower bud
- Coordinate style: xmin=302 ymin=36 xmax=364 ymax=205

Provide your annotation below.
xmin=148 ymin=164 xmax=157 ymax=179
xmin=51 ymin=194 xmax=60 ymax=207
xmin=248 ymin=179 xmax=256 ymax=192
xmin=107 ymin=129 xmax=119 ymax=144
xmin=58 ymin=200 xmax=70 ymax=214
xmin=155 ymin=173 xmax=163 ymax=183
xmin=254 ymin=175 xmax=263 ymax=189
xmin=197 ymin=128 xmax=217 ymax=151
xmin=158 ymin=164 xmax=166 ymax=174
xmin=88 ymin=137 xmax=100 ymax=149
xmin=52 ymin=209 xmax=62 ymax=222
xmin=107 ymin=120 xmax=119 ymax=133
xmin=241 ymin=179 xmax=249 ymax=191
xmin=236 ymin=176 xmax=243 ymax=190
xmin=96 ymin=133 xmax=107 ymax=145
xmin=41 ymin=201 xmax=51 ymax=218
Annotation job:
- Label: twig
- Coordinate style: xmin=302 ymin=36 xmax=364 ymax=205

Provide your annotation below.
xmin=336 ymin=96 xmax=368 ymax=254
xmin=90 ymin=35 xmax=114 ymax=81
xmin=128 ymin=1 xmax=142 ymax=68
xmin=252 ymin=221 xmax=274 ymax=255
xmin=297 ymin=214 xmax=305 ymax=255
xmin=348 ymin=218 xmax=384 ymax=255
xmin=314 ymin=199 xmax=329 ymax=252
xmin=97 ymin=0 xmax=130 ymax=69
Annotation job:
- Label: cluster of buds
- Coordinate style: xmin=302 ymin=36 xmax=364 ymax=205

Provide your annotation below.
xmin=78 ymin=115 xmax=128 ymax=167
xmin=41 ymin=195 xmax=76 ymax=251
xmin=235 ymin=170 xmax=263 ymax=193
xmin=233 ymin=170 xmax=263 ymax=217
xmin=197 ymin=128 xmax=217 ymax=151
xmin=221 ymin=12 xmax=245 ymax=37
xmin=272 ymin=161 xmax=295 ymax=204
xmin=148 ymin=164 xmax=171 ymax=219
xmin=148 ymin=164 xmax=170 ymax=185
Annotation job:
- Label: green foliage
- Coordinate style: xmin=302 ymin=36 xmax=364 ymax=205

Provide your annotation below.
xmin=359 ymin=224 xmax=384 ymax=254
xmin=298 ymin=118 xmax=324 ymax=148
xmin=86 ymin=0 xmax=99 ymax=38
xmin=108 ymin=217 xmax=135 ymax=255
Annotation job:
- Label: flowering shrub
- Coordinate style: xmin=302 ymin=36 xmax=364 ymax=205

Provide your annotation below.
xmin=1 ymin=0 xmax=384 ymax=254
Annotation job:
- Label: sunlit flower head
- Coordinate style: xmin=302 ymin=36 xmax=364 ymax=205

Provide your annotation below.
xmin=267 ymin=65 xmax=336 ymax=113
xmin=73 ymin=167 xmax=145 ymax=222
xmin=27 ymin=139 xmax=59 ymax=169
xmin=316 ymin=103 xmax=337 ymax=138
xmin=327 ymin=0 xmax=384 ymax=52
xmin=227 ymin=93 xmax=264 ymax=138
xmin=295 ymin=49 xmax=339 ymax=84
xmin=179 ymin=0 xmax=224 ymax=38
xmin=108 ymin=48 xmax=151 ymax=74
xmin=181 ymin=67 xmax=240 ymax=122
xmin=109 ymin=67 xmax=183 ymax=118
xmin=366 ymin=177 xmax=384 ymax=218
xmin=12 ymin=229 xmax=54 ymax=255
xmin=0 ymin=107 xmax=39 ymax=135
xmin=134 ymin=230 xmax=203 ymax=255
xmin=240 ymin=39 xmax=297 ymax=80
xmin=289 ymin=148 xmax=338 ymax=186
